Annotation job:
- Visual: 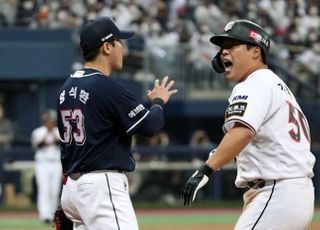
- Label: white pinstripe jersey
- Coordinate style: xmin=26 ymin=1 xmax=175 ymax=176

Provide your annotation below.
xmin=223 ymin=69 xmax=315 ymax=188
xmin=31 ymin=126 xmax=61 ymax=161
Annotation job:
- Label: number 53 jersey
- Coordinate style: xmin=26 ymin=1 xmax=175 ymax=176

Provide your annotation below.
xmin=57 ymin=68 xmax=150 ymax=174
xmin=223 ymin=69 xmax=316 ymax=188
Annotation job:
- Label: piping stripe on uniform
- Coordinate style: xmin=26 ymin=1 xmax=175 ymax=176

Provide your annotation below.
xmin=251 ymin=180 xmax=276 ymax=230
xmin=105 ymin=173 xmax=120 ymax=230
xmin=126 ymin=110 xmax=150 ymax=133
xmin=71 ymin=72 xmax=104 ymax=78
xmin=223 ymin=118 xmax=256 ymax=134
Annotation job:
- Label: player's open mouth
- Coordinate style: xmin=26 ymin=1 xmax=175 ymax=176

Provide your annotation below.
xmin=223 ymin=59 xmax=233 ymax=71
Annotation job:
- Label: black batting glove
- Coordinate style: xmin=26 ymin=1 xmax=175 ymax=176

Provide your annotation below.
xmin=181 ymin=163 xmax=213 ymax=206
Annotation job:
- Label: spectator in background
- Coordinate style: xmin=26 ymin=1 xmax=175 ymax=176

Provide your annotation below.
xmin=136 ymin=131 xmax=182 ymax=204
xmin=31 ymin=110 xmax=62 ymax=224
xmin=123 ymin=20 xmax=146 ymax=73
xmin=0 ymin=0 xmax=16 ymax=26
xmin=0 ymin=0 xmax=318 ymax=85
xmin=0 ymin=102 xmax=14 ymax=150
xmin=187 ymin=129 xmax=217 ymax=199
xmin=189 ymin=129 xmax=215 ymax=149
xmin=294 ymin=41 xmax=320 ymax=87
xmin=188 ymin=128 xmax=217 ymax=180
xmin=193 ymin=0 xmax=226 ymax=34
xmin=15 ymin=0 xmax=37 ymax=26
xmin=148 ymin=130 xmax=170 ymax=148
xmin=128 ymin=131 xmax=171 ymax=200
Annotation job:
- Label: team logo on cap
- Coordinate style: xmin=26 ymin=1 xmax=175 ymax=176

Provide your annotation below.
xmin=224 ymin=21 xmax=235 ymax=32
xmin=249 ymin=30 xmax=270 ymax=47
xmin=101 ymin=33 xmax=113 ymax=42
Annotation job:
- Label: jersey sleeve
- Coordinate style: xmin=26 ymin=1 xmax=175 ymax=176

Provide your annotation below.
xmin=223 ymin=79 xmax=271 ymax=133
xmin=100 ymin=79 xmax=149 ymax=135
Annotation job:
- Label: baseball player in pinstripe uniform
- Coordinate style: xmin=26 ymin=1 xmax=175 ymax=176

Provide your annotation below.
xmin=181 ymin=19 xmax=315 ymax=229
xmin=57 ymin=17 xmax=177 ymax=229
xmin=31 ymin=110 xmax=62 ymax=224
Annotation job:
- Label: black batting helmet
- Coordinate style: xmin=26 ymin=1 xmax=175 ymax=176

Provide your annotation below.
xmin=210 ymin=19 xmax=271 ymax=73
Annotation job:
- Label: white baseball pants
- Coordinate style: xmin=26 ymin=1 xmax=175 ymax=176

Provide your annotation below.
xmin=235 ymin=177 xmax=314 ymax=230
xmin=61 ymin=171 xmax=139 ymax=230
xmin=35 ymin=160 xmax=62 ymax=221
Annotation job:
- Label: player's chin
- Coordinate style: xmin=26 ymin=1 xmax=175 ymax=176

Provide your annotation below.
xmin=225 ymin=72 xmax=239 ymax=82
xmin=119 ymin=59 xmax=124 ymax=68
xmin=114 ymin=62 xmax=123 ymax=71
xmin=225 ymin=73 xmax=235 ymax=82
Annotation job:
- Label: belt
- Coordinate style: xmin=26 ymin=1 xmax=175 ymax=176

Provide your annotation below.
xmin=68 ymin=169 xmax=125 ymax=180
xmin=246 ymin=179 xmax=276 ymax=189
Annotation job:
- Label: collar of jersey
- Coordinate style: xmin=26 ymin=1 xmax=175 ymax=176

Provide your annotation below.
xmin=71 ymin=68 xmax=105 ymax=78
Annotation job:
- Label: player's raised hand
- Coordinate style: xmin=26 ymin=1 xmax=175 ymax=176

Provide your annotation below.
xmin=147 ymin=76 xmax=178 ymax=104
xmin=181 ymin=164 xmax=213 ymax=206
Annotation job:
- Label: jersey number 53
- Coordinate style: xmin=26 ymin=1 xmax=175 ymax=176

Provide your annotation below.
xmin=60 ymin=109 xmax=86 ymax=145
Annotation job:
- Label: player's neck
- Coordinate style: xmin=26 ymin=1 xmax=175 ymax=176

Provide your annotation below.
xmin=85 ymin=61 xmax=112 ymax=76
xmin=238 ymin=63 xmax=268 ymax=82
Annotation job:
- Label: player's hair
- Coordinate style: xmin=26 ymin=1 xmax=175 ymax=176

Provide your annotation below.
xmin=83 ymin=47 xmax=100 ymax=61
xmin=82 ymin=40 xmax=116 ymax=62
xmin=245 ymin=44 xmax=266 ymax=64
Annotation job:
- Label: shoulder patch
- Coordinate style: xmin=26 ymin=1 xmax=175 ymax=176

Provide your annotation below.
xmin=128 ymin=104 xmax=145 ymax=118
xmin=232 ymin=95 xmax=248 ymax=102
xmin=225 ymin=102 xmax=247 ymax=119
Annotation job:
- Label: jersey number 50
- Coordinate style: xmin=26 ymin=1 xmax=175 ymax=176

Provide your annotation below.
xmin=286 ymin=101 xmax=310 ymax=143
xmin=60 ymin=109 xmax=86 ymax=145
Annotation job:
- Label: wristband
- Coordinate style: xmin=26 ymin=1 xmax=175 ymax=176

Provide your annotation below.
xmin=199 ymin=163 xmax=213 ymax=177
xmin=152 ymin=98 xmax=165 ymax=107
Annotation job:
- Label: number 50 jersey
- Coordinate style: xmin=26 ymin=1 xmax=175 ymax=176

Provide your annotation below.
xmin=223 ymin=69 xmax=316 ymax=188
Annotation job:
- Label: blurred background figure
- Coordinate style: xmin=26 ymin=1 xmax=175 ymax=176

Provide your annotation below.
xmin=148 ymin=131 xmax=170 ymax=154
xmin=30 ymin=110 xmax=61 ymax=224
xmin=0 ymin=102 xmax=14 ymax=150
xmin=148 ymin=131 xmax=182 ymax=204
xmin=189 ymin=129 xmax=216 ymax=160
xmin=189 ymin=129 xmax=215 ymax=149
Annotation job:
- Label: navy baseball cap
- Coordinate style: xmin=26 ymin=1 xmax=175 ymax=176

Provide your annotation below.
xmin=80 ymin=17 xmax=135 ymax=52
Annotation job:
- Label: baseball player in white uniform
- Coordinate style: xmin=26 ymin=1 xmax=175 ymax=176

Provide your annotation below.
xmin=181 ymin=19 xmax=315 ymax=229
xmin=31 ymin=110 xmax=62 ymax=223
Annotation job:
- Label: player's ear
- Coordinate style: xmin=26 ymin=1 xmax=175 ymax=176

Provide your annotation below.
xmin=252 ymin=46 xmax=262 ymax=61
xmin=101 ymin=42 xmax=112 ymax=55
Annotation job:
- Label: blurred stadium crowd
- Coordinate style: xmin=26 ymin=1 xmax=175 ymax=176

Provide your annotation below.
xmin=0 ymin=0 xmax=319 ymax=85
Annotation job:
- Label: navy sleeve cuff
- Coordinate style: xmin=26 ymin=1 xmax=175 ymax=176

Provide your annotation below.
xmin=152 ymin=98 xmax=165 ymax=108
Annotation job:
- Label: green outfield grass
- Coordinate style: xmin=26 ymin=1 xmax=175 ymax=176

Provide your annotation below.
xmin=0 ymin=215 xmax=238 ymax=229
xmin=138 ymin=212 xmax=239 ymax=226
xmin=0 ymin=209 xmax=319 ymax=230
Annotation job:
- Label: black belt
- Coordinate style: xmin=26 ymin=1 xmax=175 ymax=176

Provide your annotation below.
xmin=69 ymin=169 xmax=125 ymax=180
xmin=247 ymin=179 xmax=276 ymax=189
